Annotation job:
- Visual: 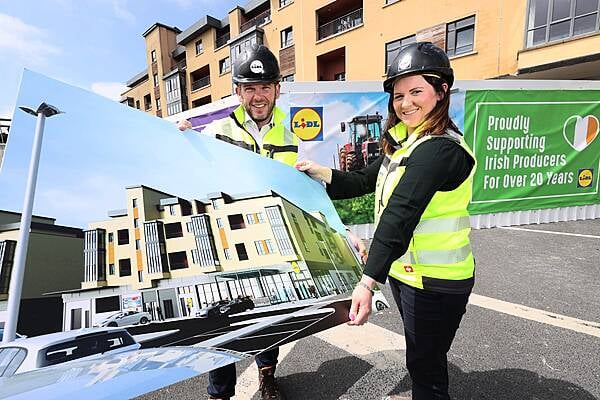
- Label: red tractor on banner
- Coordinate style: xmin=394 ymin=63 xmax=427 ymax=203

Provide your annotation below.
xmin=338 ymin=113 xmax=383 ymax=172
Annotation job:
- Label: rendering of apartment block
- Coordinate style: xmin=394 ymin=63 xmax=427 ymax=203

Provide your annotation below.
xmin=63 ymin=185 xmax=360 ymax=329
xmin=121 ymin=0 xmax=600 ymax=117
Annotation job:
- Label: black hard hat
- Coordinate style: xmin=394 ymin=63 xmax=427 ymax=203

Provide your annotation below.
xmin=383 ymin=42 xmax=454 ymax=93
xmin=233 ymin=44 xmax=281 ymax=84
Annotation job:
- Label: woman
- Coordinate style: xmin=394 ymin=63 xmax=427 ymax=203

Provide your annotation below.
xmin=296 ymin=42 xmax=476 ymax=400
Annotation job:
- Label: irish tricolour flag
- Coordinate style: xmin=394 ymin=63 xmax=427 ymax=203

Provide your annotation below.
xmin=563 ymin=115 xmax=599 ymax=151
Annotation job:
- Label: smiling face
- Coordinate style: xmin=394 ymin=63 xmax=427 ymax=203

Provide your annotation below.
xmin=391 ymin=74 xmax=447 ymax=134
xmin=236 ymin=82 xmax=280 ymax=128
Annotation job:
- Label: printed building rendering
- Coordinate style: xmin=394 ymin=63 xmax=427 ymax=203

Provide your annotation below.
xmin=63 ymin=185 xmax=361 ymax=329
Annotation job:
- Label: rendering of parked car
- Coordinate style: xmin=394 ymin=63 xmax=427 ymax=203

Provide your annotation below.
xmin=0 ymin=327 xmax=140 ymax=377
xmin=196 ymin=297 xmax=255 ymax=319
xmin=97 ymin=310 xmax=152 ymax=327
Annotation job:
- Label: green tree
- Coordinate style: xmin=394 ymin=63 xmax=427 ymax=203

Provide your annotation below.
xmin=332 ymin=193 xmax=375 ymax=225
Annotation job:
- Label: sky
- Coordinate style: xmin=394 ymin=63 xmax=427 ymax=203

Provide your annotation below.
xmin=0 ymin=0 xmax=243 ymax=120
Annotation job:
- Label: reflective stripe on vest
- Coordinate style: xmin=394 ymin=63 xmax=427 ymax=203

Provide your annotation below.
xmin=213 ymin=105 xmax=298 ymax=166
xmin=375 ymin=122 xmax=477 ymax=290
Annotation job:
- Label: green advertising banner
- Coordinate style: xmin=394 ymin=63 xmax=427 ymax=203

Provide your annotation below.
xmin=464 ymin=90 xmax=600 ymax=215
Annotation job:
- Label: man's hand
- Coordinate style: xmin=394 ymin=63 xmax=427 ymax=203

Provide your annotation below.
xmin=177 ymin=119 xmax=192 ymax=131
xmin=347 ymin=230 xmax=368 ymax=264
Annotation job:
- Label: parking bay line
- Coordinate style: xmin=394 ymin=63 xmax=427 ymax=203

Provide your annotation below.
xmin=469 ymin=293 xmax=600 ymax=338
xmin=498 ymin=226 xmax=600 ymax=239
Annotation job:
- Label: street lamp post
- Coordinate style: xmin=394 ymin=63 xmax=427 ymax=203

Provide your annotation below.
xmin=2 ymin=103 xmax=62 ymax=343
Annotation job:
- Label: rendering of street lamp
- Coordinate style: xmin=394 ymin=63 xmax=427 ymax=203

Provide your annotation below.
xmin=2 ymin=103 xmax=63 ymax=343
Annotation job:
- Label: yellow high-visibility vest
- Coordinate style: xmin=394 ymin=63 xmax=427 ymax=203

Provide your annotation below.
xmin=211 ymin=105 xmax=298 ymax=166
xmin=375 ymin=122 xmax=477 ymax=291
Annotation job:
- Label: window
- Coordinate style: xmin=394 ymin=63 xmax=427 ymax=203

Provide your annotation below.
xmin=119 ymin=259 xmax=131 ymax=276
xmin=219 ymin=57 xmax=231 ymax=74
xmin=195 ymin=40 xmax=204 ymax=55
xmin=108 ymin=232 xmax=114 ymax=243
xmin=135 ymin=239 xmax=140 ymax=250
xmin=132 ymin=198 xmax=138 ymax=208
xmin=144 ymin=94 xmax=151 ymax=110
xmin=280 ymin=0 xmax=293 ymax=6
xmin=211 ymin=199 xmax=219 ymax=209
xmin=446 ymin=15 xmax=475 ymax=56
xmin=133 ymin=218 xmax=139 ymax=228
xmin=109 ymin=263 xmax=115 ymax=275
xmin=135 ymin=100 xmax=140 ymax=109
xmin=216 ymin=218 xmax=223 ymax=228
xmin=95 ymin=296 xmax=120 ymax=313
xmin=153 ymin=73 xmax=159 ymax=87
xmin=117 ymin=229 xmax=129 ymax=245
xmin=282 ymin=74 xmax=294 ymax=82
xmin=281 ymin=26 xmax=293 ymax=48
xmin=224 ymin=248 xmax=232 ymax=259
xmin=151 ymin=50 xmax=157 ymax=62
xmin=235 ymin=243 xmax=249 ymax=261
xmin=164 ymin=222 xmax=183 ymax=239
xmin=334 ymin=72 xmax=346 ymax=81
xmin=169 ymin=204 xmax=176 ymax=216
xmin=385 ymin=34 xmax=416 ymax=72
xmin=254 ymin=239 xmax=276 ymax=255
xmin=138 ymin=270 xmax=143 ymax=282
xmin=228 ymin=214 xmax=246 ymax=230
xmin=186 ymin=221 xmax=193 ymax=233
xmin=526 ymin=0 xmax=600 ymax=46
xmin=156 ymin=98 xmax=161 ymax=111
xmin=191 ymin=249 xmax=199 ymax=264
xmin=168 ymin=251 xmax=189 ymax=269
xmin=245 ymin=212 xmax=265 ymax=225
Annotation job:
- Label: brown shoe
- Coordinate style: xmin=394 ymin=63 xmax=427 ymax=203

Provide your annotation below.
xmin=258 ymin=366 xmax=284 ymax=400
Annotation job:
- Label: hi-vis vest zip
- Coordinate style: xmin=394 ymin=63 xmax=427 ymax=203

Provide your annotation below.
xmin=213 ymin=105 xmax=298 ymax=166
xmin=375 ymin=122 xmax=477 ymax=291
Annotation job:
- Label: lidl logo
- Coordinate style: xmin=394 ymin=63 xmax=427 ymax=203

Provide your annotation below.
xmin=563 ymin=115 xmax=599 ymax=151
xmin=577 ymin=168 xmax=594 ymax=188
xmin=290 ymin=107 xmax=323 ymax=141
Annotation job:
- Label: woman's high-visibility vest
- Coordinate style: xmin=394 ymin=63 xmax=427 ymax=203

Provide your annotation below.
xmin=212 ymin=105 xmax=298 ymax=166
xmin=375 ymin=122 xmax=477 ymax=291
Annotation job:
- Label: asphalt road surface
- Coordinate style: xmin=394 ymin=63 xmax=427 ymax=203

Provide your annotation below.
xmin=138 ymin=219 xmax=600 ymax=400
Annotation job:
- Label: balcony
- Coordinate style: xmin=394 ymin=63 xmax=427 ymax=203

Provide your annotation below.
xmin=191 ymin=75 xmax=210 ymax=91
xmin=215 ymin=32 xmax=230 ymax=49
xmin=317 ymin=8 xmax=363 ymax=41
xmin=240 ymin=9 xmax=271 ymax=33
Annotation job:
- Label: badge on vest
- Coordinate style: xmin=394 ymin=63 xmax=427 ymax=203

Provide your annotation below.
xmin=404 ymin=265 xmax=414 ymax=273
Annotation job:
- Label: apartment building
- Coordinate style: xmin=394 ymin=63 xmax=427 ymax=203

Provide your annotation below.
xmin=121 ymin=0 xmax=600 ymax=117
xmin=62 ymin=185 xmax=361 ymax=329
xmin=0 ymin=211 xmax=84 ymax=336
xmin=0 ymin=118 xmax=9 ymax=166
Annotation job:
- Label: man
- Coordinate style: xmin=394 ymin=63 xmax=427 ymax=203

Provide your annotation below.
xmin=178 ymin=44 xmax=294 ymax=400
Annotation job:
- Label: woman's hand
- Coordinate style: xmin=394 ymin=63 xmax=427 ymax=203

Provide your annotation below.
xmin=347 ymin=230 xmax=368 ymax=264
xmin=177 ymin=119 xmax=192 ymax=131
xmin=348 ymin=275 xmax=376 ymax=326
xmin=295 ymin=160 xmax=333 ymax=184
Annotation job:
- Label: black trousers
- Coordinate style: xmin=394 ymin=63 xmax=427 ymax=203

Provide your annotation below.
xmin=207 ymin=348 xmax=279 ymax=398
xmin=389 ymin=277 xmax=471 ymax=400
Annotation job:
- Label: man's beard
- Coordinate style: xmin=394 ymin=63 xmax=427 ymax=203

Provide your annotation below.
xmin=247 ymin=101 xmax=275 ymax=124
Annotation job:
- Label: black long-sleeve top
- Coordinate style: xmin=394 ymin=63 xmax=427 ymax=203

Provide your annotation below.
xmin=327 ymin=137 xmax=475 ymax=284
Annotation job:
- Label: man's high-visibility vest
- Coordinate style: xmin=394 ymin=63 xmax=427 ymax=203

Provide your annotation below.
xmin=211 ymin=105 xmax=298 ymax=166
xmin=375 ymin=122 xmax=477 ymax=291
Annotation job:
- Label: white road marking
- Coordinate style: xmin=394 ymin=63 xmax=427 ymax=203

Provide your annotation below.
xmin=498 ymin=226 xmax=600 ymax=239
xmin=315 ymin=321 xmax=406 ymax=354
xmin=469 ymin=293 xmax=600 ymax=338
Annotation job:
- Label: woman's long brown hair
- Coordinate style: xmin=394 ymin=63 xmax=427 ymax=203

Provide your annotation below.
xmin=381 ymin=75 xmax=459 ymax=155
